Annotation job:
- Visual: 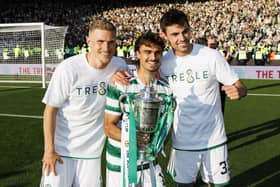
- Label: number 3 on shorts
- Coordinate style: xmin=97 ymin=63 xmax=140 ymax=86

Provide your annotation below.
xmin=219 ymin=160 xmax=228 ymax=175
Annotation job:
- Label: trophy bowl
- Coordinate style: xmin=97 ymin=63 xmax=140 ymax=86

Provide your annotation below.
xmin=133 ymin=86 xmax=162 ymax=161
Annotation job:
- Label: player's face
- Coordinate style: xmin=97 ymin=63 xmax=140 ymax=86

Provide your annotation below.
xmin=87 ymin=29 xmax=116 ymax=68
xmin=208 ymin=39 xmax=218 ymax=49
xmin=162 ymin=24 xmax=192 ymax=56
xmin=136 ymin=44 xmax=162 ymax=72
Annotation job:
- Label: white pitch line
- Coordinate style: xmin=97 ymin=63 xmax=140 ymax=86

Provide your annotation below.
xmin=247 ymin=93 xmax=280 ymax=97
xmin=0 ymin=94 xmax=278 ymax=120
xmin=0 ymin=86 xmax=32 ymax=88
xmin=0 ymin=113 xmax=43 ymax=119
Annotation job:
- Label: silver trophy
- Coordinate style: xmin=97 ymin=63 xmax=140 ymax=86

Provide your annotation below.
xmin=119 ymin=79 xmax=175 ymax=187
xmin=133 ymin=84 xmax=163 ymax=161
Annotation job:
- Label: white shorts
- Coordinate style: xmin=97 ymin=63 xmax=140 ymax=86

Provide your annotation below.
xmin=40 ymin=157 xmax=102 ymax=187
xmin=167 ymin=144 xmax=230 ymax=186
xmin=106 ymin=164 xmax=165 ymax=187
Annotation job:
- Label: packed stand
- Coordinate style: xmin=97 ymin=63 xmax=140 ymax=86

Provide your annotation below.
xmin=0 ymin=0 xmax=280 ymax=65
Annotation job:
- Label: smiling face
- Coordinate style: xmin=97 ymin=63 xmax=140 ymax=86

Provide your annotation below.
xmin=160 ymin=9 xmax=193 ymax=57
xmin=136 ymin=43 xmax=163 ymax=73
xmin=86 ymin=29 xmax=116 ymax=69
xmin=162 ymin=24 xmax=192 ymax=57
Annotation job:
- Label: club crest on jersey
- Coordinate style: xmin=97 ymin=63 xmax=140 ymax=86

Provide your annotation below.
xmin=98 ymin=82 xmax=106 ymax=95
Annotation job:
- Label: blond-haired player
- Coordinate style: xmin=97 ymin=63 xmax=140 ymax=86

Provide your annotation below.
xmin=40 ymin=19 xmax=127 ymax=187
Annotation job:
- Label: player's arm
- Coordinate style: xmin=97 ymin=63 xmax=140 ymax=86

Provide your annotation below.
xmin=42 ymin=105 xmax=63 ymax=176
xmin=222 ymin=80 xmax=247 ymax=100
xmin=104 ymin=112 xmax=121 ymax=141
xmin=111 ymin=70 xmax=132 ymax=86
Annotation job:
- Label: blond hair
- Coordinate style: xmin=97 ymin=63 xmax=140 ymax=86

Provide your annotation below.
xmin=88 ymin=18 xmax=116 ymax=35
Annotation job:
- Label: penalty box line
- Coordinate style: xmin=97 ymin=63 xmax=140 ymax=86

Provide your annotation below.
xmin=0 ymin=113 xmax=43 ymax=119
xmin=247 ymin=93 xmax=280 ymax=97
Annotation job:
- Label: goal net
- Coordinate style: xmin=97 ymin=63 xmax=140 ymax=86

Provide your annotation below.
xmin=0 ymin=23 xmax=68 ymax=88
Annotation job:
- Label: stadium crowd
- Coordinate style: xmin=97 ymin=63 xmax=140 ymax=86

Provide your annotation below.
xmin=1 ymin=0 xmax=280 ymax=65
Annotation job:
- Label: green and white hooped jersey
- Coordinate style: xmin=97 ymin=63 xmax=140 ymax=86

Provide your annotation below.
xmin=160 ymin=44 xmax=239 ymax=151
xmin=42 ymin=54 xmax=127 ymax=159
xmin=105 ymin=71 xmax=171 ymax=171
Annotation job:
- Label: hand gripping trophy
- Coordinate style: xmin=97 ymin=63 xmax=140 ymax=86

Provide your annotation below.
xmin=119 ymin=81 xmax=176 ymax=187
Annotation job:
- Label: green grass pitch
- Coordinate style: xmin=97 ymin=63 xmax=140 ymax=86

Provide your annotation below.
xmin=0 ymin=79 xmax=279 ymax=187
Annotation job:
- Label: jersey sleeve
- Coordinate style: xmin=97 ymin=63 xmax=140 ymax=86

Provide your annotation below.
xmin=214 ymin=51 xmax=239 ymax=85
xmin=42 ymin=63 xmax=72 ymax=107
xmin=105 ymin=83 xmax=122 ymax=116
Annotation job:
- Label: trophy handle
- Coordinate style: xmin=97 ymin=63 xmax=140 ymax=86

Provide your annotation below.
xmin=119 ymin=94 xmax=127 ymax=113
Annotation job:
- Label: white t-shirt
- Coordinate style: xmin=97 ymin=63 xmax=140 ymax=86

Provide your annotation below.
xmin=42 ymin=54 xmax=127 ymax=158
xmin=160 ymin=44 xmax=239 ymax=150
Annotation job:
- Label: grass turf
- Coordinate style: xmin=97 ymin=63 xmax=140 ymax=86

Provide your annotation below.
xmin=0 ymin=80 xmax=279 ymax=187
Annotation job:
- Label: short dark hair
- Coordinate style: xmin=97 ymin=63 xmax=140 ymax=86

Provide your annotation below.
xmin=134 ymin=31 xmax=165 ymax=53
xmin=160 ymin=9 xmax=190 ymax=33
xmin=207 ymin=34 xmax=218 ymax=41
xmin=195 ymin=37 xmax=207 ymax=46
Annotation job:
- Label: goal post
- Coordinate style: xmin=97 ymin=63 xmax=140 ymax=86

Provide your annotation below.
xmin=0 ymin=22 xmax=68 ymax=88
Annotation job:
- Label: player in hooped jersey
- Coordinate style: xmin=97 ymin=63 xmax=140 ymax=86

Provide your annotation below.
xmin=104 ymin=32 xmax=171 ymax=187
